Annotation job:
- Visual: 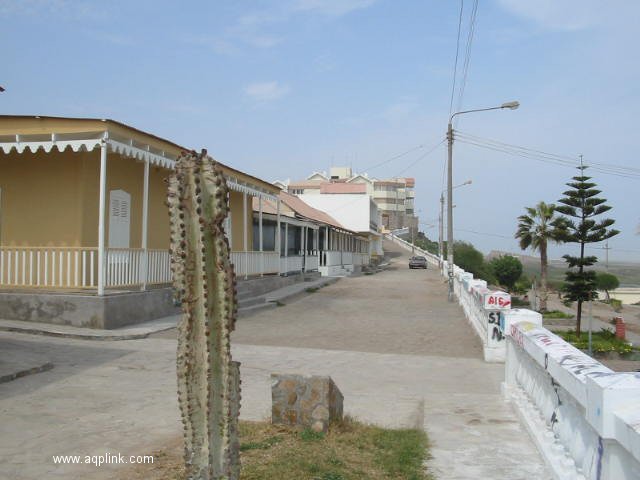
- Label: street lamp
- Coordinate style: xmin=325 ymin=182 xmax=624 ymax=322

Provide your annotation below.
xmin=439 ymin=180 xmax=471 ymax=264
xmin=446 ymin=101 xmax=519 ymax=301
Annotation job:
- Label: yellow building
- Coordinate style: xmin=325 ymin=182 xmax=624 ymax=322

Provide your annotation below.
xmin=0 ymin=115 xmax=280 ymax=328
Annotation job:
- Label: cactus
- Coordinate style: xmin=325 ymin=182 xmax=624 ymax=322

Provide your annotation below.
xmin=167 ymin=149 xmax=240 ymax=480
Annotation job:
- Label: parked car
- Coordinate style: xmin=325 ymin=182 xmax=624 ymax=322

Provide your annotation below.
xmin=409 ymin=256 xmax=427 ymax=269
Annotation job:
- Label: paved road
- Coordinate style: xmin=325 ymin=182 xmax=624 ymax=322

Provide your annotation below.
xmin=0 ymin=240 xmax=549 ymax=479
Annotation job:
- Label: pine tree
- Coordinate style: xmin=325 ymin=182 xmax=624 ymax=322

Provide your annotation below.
xmin=556 ymin=165 xmax=619 ymax=335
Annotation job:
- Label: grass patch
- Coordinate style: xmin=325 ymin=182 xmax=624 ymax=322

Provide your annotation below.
xmin=305 ymin=287 xmax=320 ymax=293
xmin=124 ymin=418 xmax=432 ymax=480
xmin=240 ymin=418 xmax=431 ymax=480
xmin=542 ymin=310 xmax=574 ymax=319
xmin=511 ymin=297 xmax=530 ymax=308
xmin=275 ymin=300 xmax=286 ymax=307
xmin=553 ymin=328 xmax=637 ymax=356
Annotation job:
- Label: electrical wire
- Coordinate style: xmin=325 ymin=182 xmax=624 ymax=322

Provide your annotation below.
xmin=395 ymin=139 xmax=445 ymax=176
xmin=448 ymin=0 xmax=464 ymax=118
xmin=455 ymin=0 xmax=479 ymax=119
xmin=453 ymin=132 xmax=640 ymax=180
xmin=455 ymin=228 xmax=513 ymax=239
xmin=360 ymin=144 xmax=426 ymax=173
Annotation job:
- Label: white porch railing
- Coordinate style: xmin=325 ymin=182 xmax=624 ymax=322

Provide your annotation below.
xmin=231 ymin=251 xmax=279 ymax=277
xmin=0 ymin=246 xmax=98 ymax=288
xmin=0 ymin=246 xmax=172 ymax=289
xmin=305 ymin=252 xmax=319 ymax=272
xmin=105 ymin=248 xmax=171 ymax=287
xmin=352 ymin=253 xmax=370 ymax=266
xmin=320 ymin=251 xmax=342 ymax=267
xmin=280 ymin=255 xmax=303 ymax=273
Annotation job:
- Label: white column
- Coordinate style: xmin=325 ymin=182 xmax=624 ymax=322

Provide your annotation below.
xmin=300 ymin=226 xmax=305 ymax=272
xmin=97 ymin=136 xmax=108 ymax=296
xmin=276 ymin=198 xmax=281 ymax=274
xmin=258 ymin=196 xmax=263 ymax=276
xmin=243 ymin=192 xmax=248 ymax=278
xmin=227 ymin=191 xmax=233 ymax=250
xmin=284 ymin=222 xmax=289 ymax=274
xmin=325 ymin=227 xmax=329 ymax=250
xmin=141 ymin=158 xmax=149 ymax=290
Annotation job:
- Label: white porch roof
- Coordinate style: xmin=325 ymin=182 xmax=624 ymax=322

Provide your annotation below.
xmin=0 ymin=130 xmax=277 ymax=201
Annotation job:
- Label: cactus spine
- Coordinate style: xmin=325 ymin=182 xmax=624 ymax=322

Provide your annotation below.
xmin=167 ymin=150 xmax=240 ymax=480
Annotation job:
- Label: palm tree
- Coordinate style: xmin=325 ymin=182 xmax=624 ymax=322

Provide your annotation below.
xmin=515 ymin=202 xmax=564 ymax=312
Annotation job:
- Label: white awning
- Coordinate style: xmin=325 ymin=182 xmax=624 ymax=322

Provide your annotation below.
xmin=0 ymin=131 xmax=276 ymax=201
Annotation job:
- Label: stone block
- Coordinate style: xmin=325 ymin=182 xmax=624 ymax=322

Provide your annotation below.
xmin=271 ymin=373 xmax=343 ymax=433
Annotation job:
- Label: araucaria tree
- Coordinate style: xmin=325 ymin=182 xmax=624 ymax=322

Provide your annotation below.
xmin=168 ymin=150 xmax=241 ymax=480
xmin=556 ymin=166 xmax=619 ymax=335
xmin=515 ymin=201 xmax=564 ymax=312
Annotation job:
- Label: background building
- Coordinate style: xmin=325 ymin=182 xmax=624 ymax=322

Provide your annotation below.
xmin=277 ymin=166 xmax=417 ymax=232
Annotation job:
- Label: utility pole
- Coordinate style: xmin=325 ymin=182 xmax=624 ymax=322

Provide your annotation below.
xmin=447 ymin=122 xmax=454 ymax=301
xmin=602 ymin=241 xmax=610 ymax=270
xmin=411 ymin=224 xmax=415 ymax=254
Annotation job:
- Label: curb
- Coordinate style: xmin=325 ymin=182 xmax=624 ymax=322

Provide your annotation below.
xmin=0 ymin=362 xmax=54 ymax=384
xmin=0 ymin=324 xmax=175 ymax=341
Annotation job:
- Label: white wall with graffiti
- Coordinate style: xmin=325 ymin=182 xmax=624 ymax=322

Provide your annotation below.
xmin=439 ymin=256 xmax=640 ymax=479
xmin=446 ymin=260 xmax=532 ymax=362
xmin=505 ymin=322 xmax=640 ymax=480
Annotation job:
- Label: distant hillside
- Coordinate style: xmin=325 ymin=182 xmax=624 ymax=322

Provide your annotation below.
xmin=487 ymin=250 xmax=640 ymax=287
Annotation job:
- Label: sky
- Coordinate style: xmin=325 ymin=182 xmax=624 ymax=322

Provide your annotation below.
xmin=2 ymin=0 xmax=640 ymax=262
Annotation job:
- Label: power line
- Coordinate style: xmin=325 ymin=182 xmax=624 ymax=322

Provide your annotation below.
xmin=454 ymin=132 xmax=640 ymax=180
xmin=360 ymin=144 xmax=425 ymax=173
xmin=448 ymin=0 xmax=464 ymax=117
xmin=456 ymin=131 xmax=640 ymax=177
xmin=395 ymin=139 xmax=445 ymax=176
xmin=455 ymin=0 xmax=479 ymax=119
xmin=455 ymin=228 xmax=513 ymax=239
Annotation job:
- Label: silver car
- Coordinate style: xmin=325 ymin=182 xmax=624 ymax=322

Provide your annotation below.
xmin=409 ymin=256 xmax=427 ymax=269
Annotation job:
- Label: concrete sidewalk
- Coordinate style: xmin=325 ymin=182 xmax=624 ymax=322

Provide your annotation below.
xmin=0 ymin=275 xmax=340 ymax=341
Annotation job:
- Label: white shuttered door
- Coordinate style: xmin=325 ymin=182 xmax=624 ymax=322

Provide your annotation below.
xmin=108 ymin=189 xmax=131 ymax=248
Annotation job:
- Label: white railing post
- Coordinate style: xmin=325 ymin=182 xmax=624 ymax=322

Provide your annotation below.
xmin=97 ymin=135 xmax=108 ymax=296
xmin=276 ymin=198 xmax=281 ymax=274
xmin=259 ymin=196 xmax=263 ymax=276
xmin=141 ymin=158 xmax=150 ymax=290
xmin=243 ymin=192 xmax=248 ymax=279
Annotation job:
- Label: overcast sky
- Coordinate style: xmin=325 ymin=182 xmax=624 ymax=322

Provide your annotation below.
xmin=2 ymin=0 xmax=639 ymax=261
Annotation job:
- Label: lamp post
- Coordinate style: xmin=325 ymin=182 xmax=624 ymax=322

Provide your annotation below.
xmin=446 ymin=101 xmax=519 ymax=301
xmin=439 ymin=180 xmax=471 ymax=265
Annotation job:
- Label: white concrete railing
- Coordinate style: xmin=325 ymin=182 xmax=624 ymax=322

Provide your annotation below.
xmin=305 ymin=254 xmax=319 ymax=272
xmin=320 ymin=250 xmax=343 ymax=267
xmin=352 ymin=252 xmax=370 ymax=266
xmin=280 ymin=255 xmax=303 ymax=274
xmin=231 ymin=251 xmax=280 ymax=277
xmin=505 ymin=321 xmax=640 ymax=480
xmin=0 ymin=246 xmax=98 ymax=288
xmin=104 ymin=248 xmax=171 ymax=287
xmin=384 ymin=234 xmax=440 ymax=266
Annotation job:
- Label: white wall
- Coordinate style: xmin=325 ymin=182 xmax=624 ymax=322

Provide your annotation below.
xmin=299 ymin=193 xmax=373 ymax=233
xmin=505 ymin=322 xmax=640 ymax=479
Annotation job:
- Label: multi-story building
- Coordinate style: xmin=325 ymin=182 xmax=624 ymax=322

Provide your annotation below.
xmin=277 ymin=166 xmax=417 ymax=231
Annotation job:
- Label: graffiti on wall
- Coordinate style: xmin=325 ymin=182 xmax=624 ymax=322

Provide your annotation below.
xmin=487 ymin=310 xmax=504 ymax=344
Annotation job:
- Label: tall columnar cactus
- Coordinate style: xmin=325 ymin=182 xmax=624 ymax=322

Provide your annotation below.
xmin=167 ymin=150 xmax=240 ymax=480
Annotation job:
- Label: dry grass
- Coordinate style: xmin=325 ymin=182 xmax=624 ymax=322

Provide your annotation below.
xmin=123 ymin=418 xmax=431 ymax=480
